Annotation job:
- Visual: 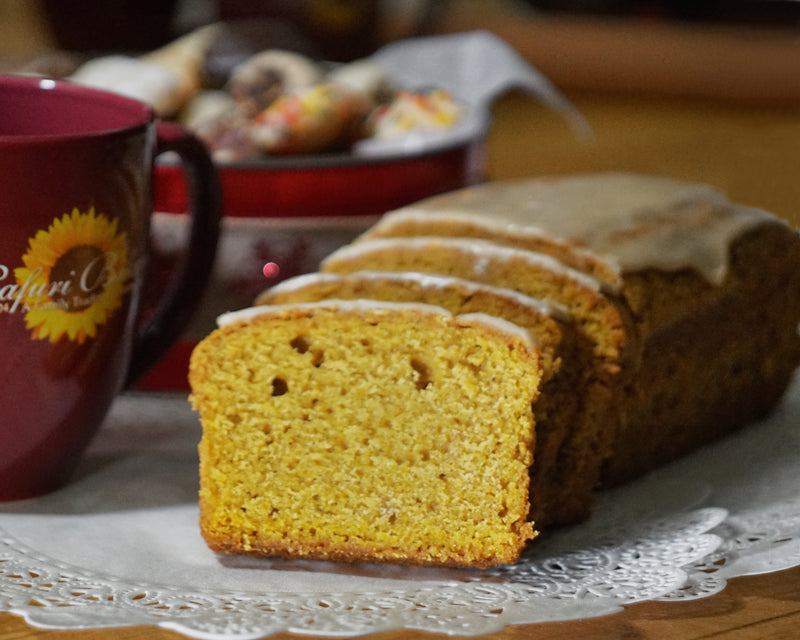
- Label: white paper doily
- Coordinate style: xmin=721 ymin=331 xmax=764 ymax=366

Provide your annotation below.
xmin=1 ymin=372 xmax=799 ymax=638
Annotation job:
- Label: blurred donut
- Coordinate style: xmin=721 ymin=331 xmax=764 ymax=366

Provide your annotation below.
xmin=228 ymin=49 xmax=323 ymax=118
xmin=248 ymin=83 xmax=370 ymax=155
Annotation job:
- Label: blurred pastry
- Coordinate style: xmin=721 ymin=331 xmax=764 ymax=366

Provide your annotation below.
xmin=228 ymin=49 xmax=323 ymax=118
xmin=326 ymin=58 xmax=394 ymax=106
xmin=140 ymin=24 xmax=218 ymax=113
xmin=181 ymin=89 xmax=261 ymax=163
xmin=181 ymin=89 xmax=237 ymax=131
xmin=248 ymin=83 xmax=370 ymax=155
xmin=70 ymin=55 xmax=188 ymax=116
xmin=70 ymin=25 xmax=216 ymax=116
xmin=200 ymin=19 xmax=321 ymax=88
xmin=367 ymin=88 xmax=462 ymax=140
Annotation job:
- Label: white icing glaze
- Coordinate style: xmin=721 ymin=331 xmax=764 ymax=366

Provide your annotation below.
xmin=219 ymin=298 xmax=449 ymax=326
xmin=454 ymin=312 xmax=540 ymax=348
xmin=321 ymin=236 xmax=610 ymax=295
xmin=264 ymin=272 xmax=342 ymax=294
xmin=216 ymin=299 xmax=538 ymax=349
xmin=368 ymin=201 xmax=622 ymax=278
xmin=373 ymin=173 xmax=784 ymax=285
xmin=266 ymin=270 xmax=572 ymax=323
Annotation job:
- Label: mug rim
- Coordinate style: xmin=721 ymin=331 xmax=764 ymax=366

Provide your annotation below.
xmin=0 ymin=74 xmax=155 ymax=144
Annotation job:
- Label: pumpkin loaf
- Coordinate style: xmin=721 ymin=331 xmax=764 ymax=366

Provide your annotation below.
xmin=190 ymin=173 xmax=800 ymax=569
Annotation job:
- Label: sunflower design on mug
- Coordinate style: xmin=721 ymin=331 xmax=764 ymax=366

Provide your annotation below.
xmin=14 ymin=208 xmax=130 ymax=344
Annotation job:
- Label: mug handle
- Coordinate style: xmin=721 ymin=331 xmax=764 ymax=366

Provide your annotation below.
xmin=126 ymin=121 xmax=222 ymax=386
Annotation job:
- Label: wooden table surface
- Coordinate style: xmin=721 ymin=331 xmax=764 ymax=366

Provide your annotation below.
xmin=3 ymin=7 xmax=800 ymax=640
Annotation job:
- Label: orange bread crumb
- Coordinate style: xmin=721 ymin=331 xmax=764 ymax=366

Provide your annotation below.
xmin=190 ymin=300 xmax=543 ymax=568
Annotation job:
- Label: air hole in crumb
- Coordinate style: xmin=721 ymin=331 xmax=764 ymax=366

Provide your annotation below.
xmin=410 ymin=357 xmax=433 ymax=390
xmin=271 ymin=377 xmax=288 ymax=396
xmin=360 ymin=338 xmax=374 ymax=354
xmin=290 ymin=335 xmax=310 ymax=353
xmin=311 ymin=349 xmax=325 ymax=367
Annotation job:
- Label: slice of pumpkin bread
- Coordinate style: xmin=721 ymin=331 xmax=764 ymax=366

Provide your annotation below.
xmin=190 ymin=300 xmax=543 ymax=568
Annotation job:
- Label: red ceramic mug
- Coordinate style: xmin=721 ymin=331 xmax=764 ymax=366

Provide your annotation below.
xmin=0 ymin=76 xmax=221 ymax=501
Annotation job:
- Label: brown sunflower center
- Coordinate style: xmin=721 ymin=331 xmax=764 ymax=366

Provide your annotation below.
xmin=49 ymin=244 xmax=108 ymax=312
